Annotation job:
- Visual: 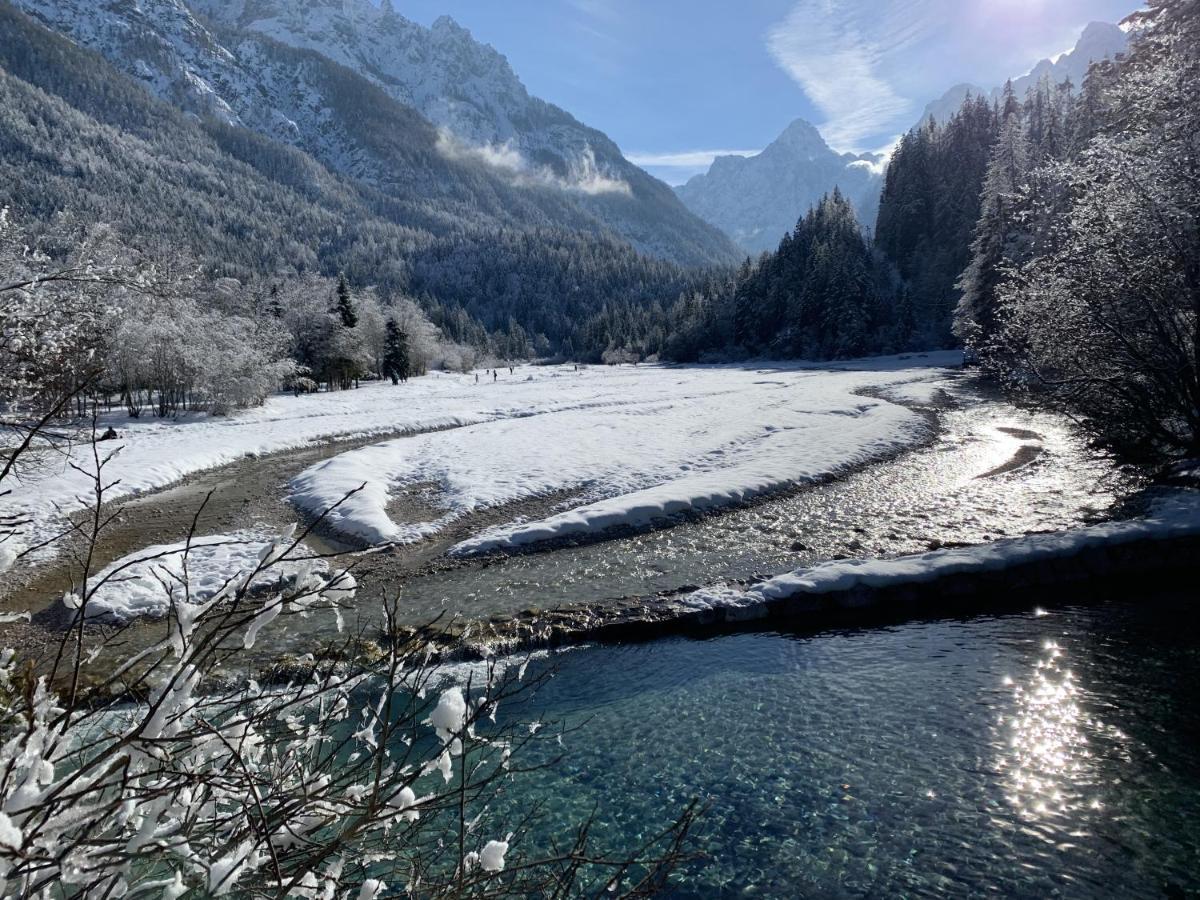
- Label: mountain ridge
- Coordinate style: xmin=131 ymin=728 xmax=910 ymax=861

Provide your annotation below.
xmin=919 ymin=20 xmax=1129 ymax=127
xmin=7 ymin=0 xmax=739 ymax=267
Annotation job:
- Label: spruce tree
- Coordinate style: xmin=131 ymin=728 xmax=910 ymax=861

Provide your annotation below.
xmin=955 ymin=84 xmax=1032 ymax=353
xmin=335 ymin=275 xmax=357 ymax=329
xmin=383 ymin=319 xmax=410 ymax=385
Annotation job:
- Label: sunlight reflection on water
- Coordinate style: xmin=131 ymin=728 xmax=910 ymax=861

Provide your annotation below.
xmin=1001 ymin=639 xmax=1094 ymax=822
xmin=478 ymin=597 xmax=1200 ymax=897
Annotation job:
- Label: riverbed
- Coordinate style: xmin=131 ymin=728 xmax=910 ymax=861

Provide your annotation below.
xmin=1 ymin=368 xmax=1143 ymax=660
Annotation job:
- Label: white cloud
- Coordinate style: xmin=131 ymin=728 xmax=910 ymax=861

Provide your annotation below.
xmin=437 ymin=130 xmax=630 ymax=197
xmin=766 ymin=0 xmax=934 ymax=151
xmin=626 ymin=149 xmax=761 ymax=168
xmin=567 ymin=0 xmax=621 ymax=25
xmin=570 ymin=147 xmax=633 ymax=196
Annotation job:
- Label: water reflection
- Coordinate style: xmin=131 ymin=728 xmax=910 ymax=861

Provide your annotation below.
xmin=997 ymin=631 xmax=1131 ymax=829
xmin=478 ymin=597 xmax=1200 ymax=897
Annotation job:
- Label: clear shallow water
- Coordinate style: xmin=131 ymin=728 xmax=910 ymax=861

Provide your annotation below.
xmin=481 ymin=595 xmax=1200 ymax=897
xmin=387 ymin=383 xmax=1133 ymax=623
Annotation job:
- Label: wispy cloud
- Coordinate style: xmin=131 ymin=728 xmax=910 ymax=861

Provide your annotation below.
xmin=766 ymin=0 xmax=936 ymax=151
xmin=567 ymin=0 xmax=622 ymax=25
xmin=437 ymin=130 xmax=631 ymax=197
xmin=626 ymin=149 xmax=761 ymax=168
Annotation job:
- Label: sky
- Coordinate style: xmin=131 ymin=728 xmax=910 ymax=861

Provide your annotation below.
xmin=395 ymin=0 xmax=1141 ymax=184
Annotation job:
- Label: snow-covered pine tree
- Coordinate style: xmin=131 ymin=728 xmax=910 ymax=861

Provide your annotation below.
xmin=383 ymin=318 xmax=410 ymax=384
xmin=954 ymin=83 xmax=1032 ymax=353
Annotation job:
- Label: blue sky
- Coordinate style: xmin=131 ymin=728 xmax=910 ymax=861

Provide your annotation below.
xmin=396 ymin=0 xmax=1141 ymax=184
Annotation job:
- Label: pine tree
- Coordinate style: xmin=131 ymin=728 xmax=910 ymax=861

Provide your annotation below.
xmin=955 ymin=85 xmax=1031 ymax=353
xmin=875 ymin=93 xmax=997 ymax=346
xmin=383 ymin=319 xmax=410 ymax=385
xmin=335 ymin=275 xmax=357 ymax=329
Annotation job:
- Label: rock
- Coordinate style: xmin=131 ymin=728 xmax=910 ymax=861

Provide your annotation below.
xmin=790 ymin=540 xmax=809 ymax=552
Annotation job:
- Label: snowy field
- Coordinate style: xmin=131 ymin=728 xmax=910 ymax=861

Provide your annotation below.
xmin=3 ymin=354 xmax=959 ymax=569
xmin=291 ymin=355 xmax=960 ymax=552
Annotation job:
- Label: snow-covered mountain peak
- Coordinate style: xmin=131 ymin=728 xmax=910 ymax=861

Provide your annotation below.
xmin=771 ymin=118 xmax=827 ymax=150
xmin=920 ymin=21 xmax=1129 ymax=129
xmin=675 ymin=116 xmax=883 ymax=253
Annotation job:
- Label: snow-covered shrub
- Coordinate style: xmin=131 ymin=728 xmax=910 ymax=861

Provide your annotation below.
xmin=0 ymin=443 xmax=699 ymax=896
xmin=107 ymin=293 xmax=293 ymax=417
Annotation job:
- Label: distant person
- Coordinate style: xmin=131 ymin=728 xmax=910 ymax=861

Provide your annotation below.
xmin=475 ymin=373 xmax=479 ymax=384
xmin=493 ymin=370 xmax=498 ymax=382
xmin=509 ymin=366 xmax=514 ymax=375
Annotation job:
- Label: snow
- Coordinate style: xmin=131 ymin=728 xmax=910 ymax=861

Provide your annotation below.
xmin=680 ymin=490 xmax=1200 ymax=614
xmin=5 ymin=357 xmax=958 ymax=569
xmin=290 ymin=356 xmax=959 ymax=552
xmin=1 ymin=367 xmax=595 ymax=563
xmin=479 ymin=839 xmax=509 ymax=873
xmin=0 ymin=812 xmax=22 ymax=849
xmin=427 ymin=687 xmax=467 ymax=743
xmin=65 ymin=530 xmax=328 ymax=624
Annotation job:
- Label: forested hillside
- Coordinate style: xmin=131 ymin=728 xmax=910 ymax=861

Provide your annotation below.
xmin=0 ymin=2 xmax=721 ymax=359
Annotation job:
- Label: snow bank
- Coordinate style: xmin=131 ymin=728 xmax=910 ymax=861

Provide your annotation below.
xmin=678 ymin=491 xmax=1200 ymax=614
xmin=287 ymin=355 xmax=960 ymax=549
xmin=65 ymin=530 xmax=328 ymax=623
xmin=5 ymin=355 xmax=960 ymax=566
xmin=2 ymin=366 xmax=666 ymax=563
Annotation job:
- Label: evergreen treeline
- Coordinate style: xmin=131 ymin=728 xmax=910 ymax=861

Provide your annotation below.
xmin=874 ymin=95 xmax=998 ymax=347
xmin=873 ymin=0 xmax=1199 ymax=462
xmin=872 ymin=62 xmax=1109 ymax=352
xmin=730 ymin=191 xmax=901 ymax=360
xmin=569 ymin=191 xmax=907 ymax=363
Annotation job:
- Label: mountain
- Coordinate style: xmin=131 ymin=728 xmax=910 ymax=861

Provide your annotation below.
xmin=920 ymin=21 xmax=1130 ymax=127
xmin=677 ymin=21 xmax=1128 ymax=259
xmin=0 ymin=1 xmax=714 ymax=352
xmin=674 ymin=119 xmax=884 ymax=256
xmin=6 ymin=0 xmax=739 ymax=268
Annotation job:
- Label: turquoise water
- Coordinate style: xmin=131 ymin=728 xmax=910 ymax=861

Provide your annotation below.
xmin=478 ymin=595 xmax=1200 ymax=897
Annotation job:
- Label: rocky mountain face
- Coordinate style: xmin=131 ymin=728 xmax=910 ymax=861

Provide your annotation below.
xmin=674 ymin=119 xmax=883 ymax=255
xmin=920 ymin=21 xmax=1130 ymax=127
xmin=6 ymin=0 xmax=739 ymax=267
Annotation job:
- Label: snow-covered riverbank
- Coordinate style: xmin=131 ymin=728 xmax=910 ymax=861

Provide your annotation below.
xmin=288 ymin=355 xmax=960 ymax=550
xmin=2 ymin=354 xmax=958 ymax=570
xmin=678 ymin=490 xmax=1200 ymax=617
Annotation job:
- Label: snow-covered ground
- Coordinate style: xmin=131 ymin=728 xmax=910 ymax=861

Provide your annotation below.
xmin=3 ymin=355 xmax=959 ymax=569
xmin=290 ymin=355 xmax=960 ymax=551
xmin=63 ymin=529 xmax=339 ymax=623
